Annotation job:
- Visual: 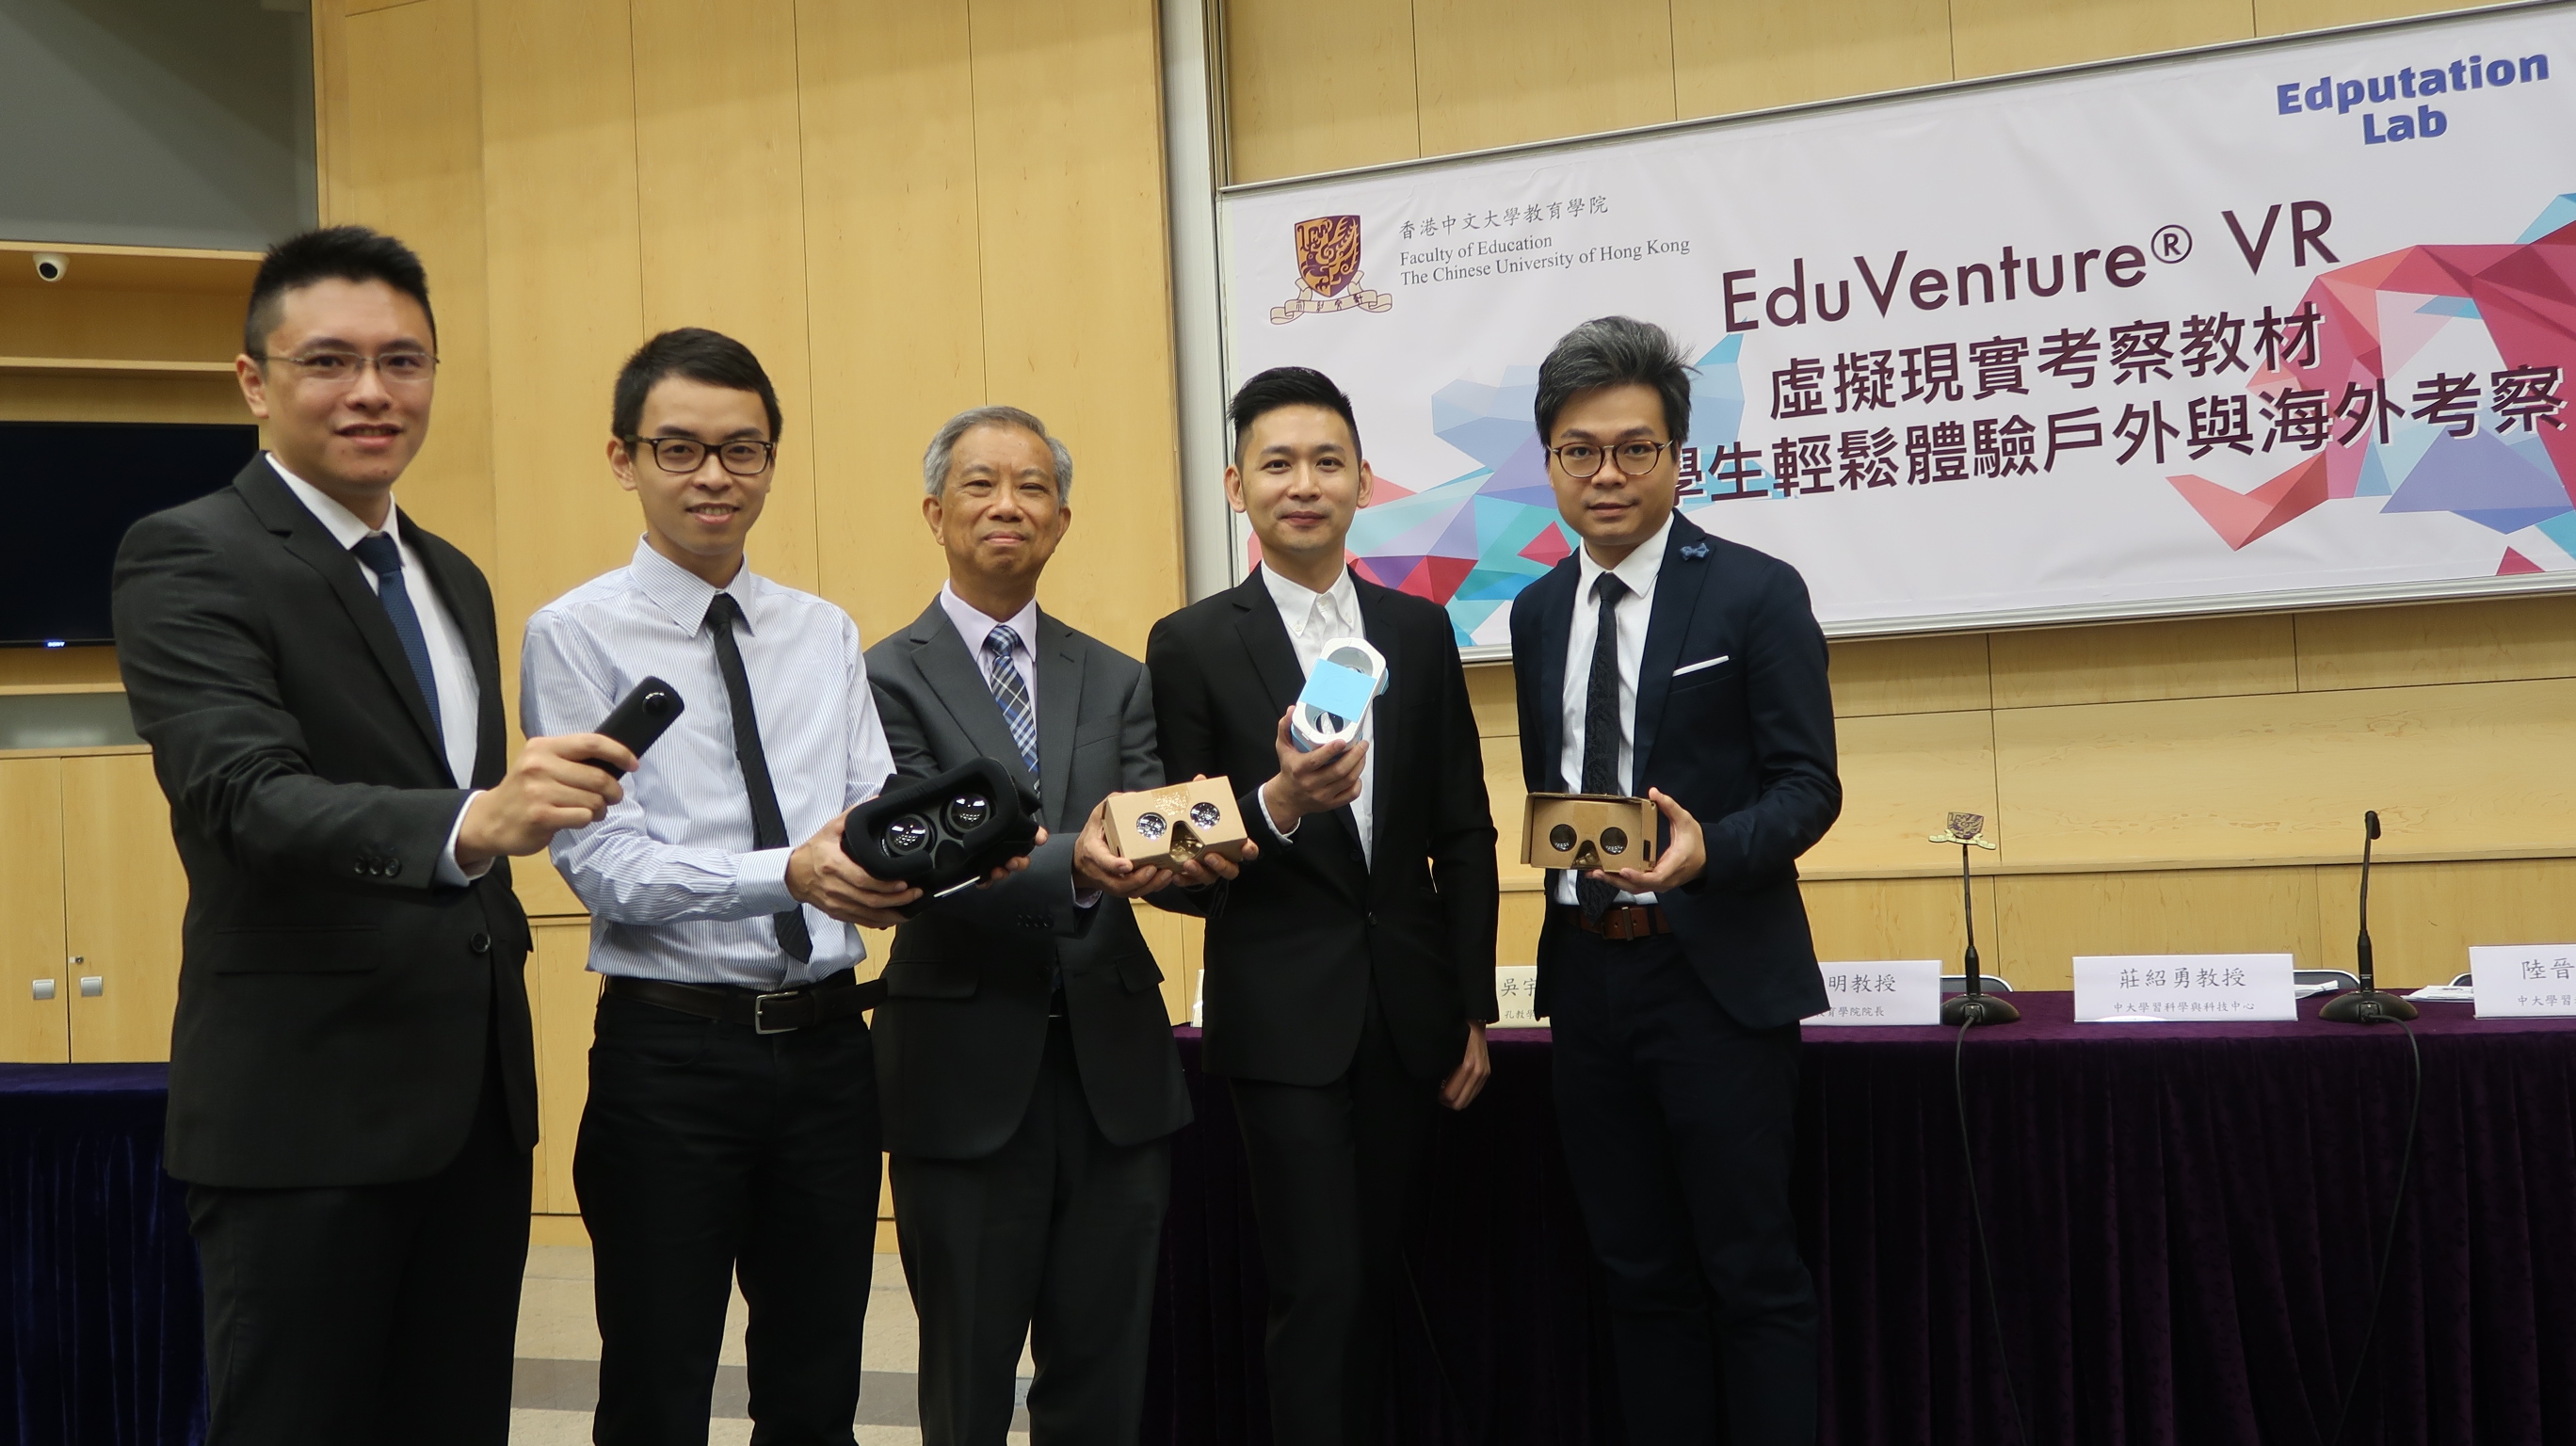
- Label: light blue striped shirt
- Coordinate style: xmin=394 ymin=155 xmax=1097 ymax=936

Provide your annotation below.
xmin=520 ymin=538 xmax=896 ymax=989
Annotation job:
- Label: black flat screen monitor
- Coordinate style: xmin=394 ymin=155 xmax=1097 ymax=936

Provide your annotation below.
xmin=2 ymin=422 xmax=258 ymax=647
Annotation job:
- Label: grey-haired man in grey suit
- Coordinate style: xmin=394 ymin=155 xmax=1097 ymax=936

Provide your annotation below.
xmin=864 ymin=406 xmax=1248 ymax=1446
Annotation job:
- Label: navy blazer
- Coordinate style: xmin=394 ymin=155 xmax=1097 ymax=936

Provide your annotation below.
xmin=1509 ymin=511 xmax=1841 ymax=1029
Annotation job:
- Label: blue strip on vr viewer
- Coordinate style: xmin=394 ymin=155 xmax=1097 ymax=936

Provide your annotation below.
xmin=1301 ymin=660 xmax=1376 ymax=721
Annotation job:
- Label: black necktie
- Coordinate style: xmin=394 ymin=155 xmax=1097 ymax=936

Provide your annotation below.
xmin=348 ymin=533 xmax=443 ymax=758
xmin=705 ymin=592 xmax=812 ymax=964
xmin=1578 ymin=573 xmax=1629 ymax=922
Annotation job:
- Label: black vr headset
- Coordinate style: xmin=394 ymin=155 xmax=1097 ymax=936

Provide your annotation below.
xmin=841 ymin=758 xmax=1041 ymax=915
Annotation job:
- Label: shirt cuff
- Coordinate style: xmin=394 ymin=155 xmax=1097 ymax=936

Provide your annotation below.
xmin=1256 ymin=786 xmax=1300 ymax=844
xmin=435 ymin=792 xmax=493 ymax=887
xmin=1073 ymin=886 xmax=1103 ymax=909
xmin=733 ymin=846 xmax=797 ymax=914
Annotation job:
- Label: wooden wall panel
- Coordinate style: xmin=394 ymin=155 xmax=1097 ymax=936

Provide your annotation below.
xmin=329 ymin=0 xmax=497 ymax=562
xmin=1484 ymin=730 xmax=1543 ymax=892
xmin=1672 ymin=0 xmax=1954 ymax=120
xmin=60 ymin=754 xmax=187 ymax=1062
xmin=2255 ymin=0 xmax=2471 ymax=37
xmin=1806 ymin=710 xmax=1999 ymax=876
xmin=1995 ymin=865 xmax=2326 ymax=992
xmin=969 ymin=0 xmax=1184 ymax=658
xmin=1949 ymin=0 xmax=2253 ymax=79
xmin=528 ymin=921 xmax=597 ymax=1214
xmin=2313 ymin=858 xmax=2576 ymax=989
xmin=1803 ymin=875 xmax=2000 ymax=979
xmin=0 ymin=760 xmax=69 ymax=1064
xmin=1465 ymin=661 xmax=1519 ymax=735
xmin=629 ymin=0 xmax=821 ymax=598
xmin=0 ymin=375 xmax=244 ymax=425
xmin=1410 ymin=0 xmax=1678 ymax=157
xmin=0 ymin=289 xmax=239 ymax=363
xmin=1829 ymin=632 xmax=1991 ymax=717
xmin=1988 ymin=614 xmax=2298 ymax=710
xmin=2294 ymin=594 xmax=2576 ymax=692
xmin=797 ymin=0 xmax=988 ymax=635
xmin=1498 ymin=890 xmax=1548 ymax=966
xmin=1225 ymin=0 xmax=1421 ymax=184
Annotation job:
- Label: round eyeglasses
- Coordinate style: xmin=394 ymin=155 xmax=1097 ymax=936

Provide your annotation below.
xmin=625 ymin=436 xmax=778 ymax=476
xmin=1547 ymin=440 xmax=1673 ymax=479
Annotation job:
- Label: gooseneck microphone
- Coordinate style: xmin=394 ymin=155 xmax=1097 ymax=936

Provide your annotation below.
xmin=2321 ymin=810 xmax=2417 ymax=1023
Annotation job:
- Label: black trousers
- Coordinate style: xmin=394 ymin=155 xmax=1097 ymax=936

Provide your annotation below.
xmin=187 ymin=1045 xmax=529 ymax=1446
xmin=892 ymin=1013 xmax=1171 ymax=1446
xmin=576 ymin=988 xmax=882 ymax=1446
xmin=1549 ymin=924 xmax=1818 ymax=1446
xmin=1226 ymin=996 xmax=1439 ymax=1446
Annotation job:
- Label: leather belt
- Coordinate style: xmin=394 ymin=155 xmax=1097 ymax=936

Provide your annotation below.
xmin=605 ymin=969 xmax=885 ymax=1034
xmin=1564 ymin=903 xmax=1671 ymax=941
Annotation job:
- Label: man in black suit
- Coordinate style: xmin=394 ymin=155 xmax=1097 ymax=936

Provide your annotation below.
xmin=1148 ymin=366 xmax=1499 ymax=1446
xmin=866 ymin=405 xmax=1236 ymax=1445
xmin=1509 ymin=315 xmax=1843 ymax=1445
xmin=111 ymin=226 xmax=632 ymax=1446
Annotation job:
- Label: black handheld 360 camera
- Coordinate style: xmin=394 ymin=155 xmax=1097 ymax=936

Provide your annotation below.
xmin=841 ymin=759 xmax=1041 ymax=914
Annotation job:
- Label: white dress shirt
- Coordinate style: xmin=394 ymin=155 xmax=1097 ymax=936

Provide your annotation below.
xmin=1258 ymin=563 xmax=1375 ymax=866
xmin=1554 ymin=512 xmax=1672 ymax=907
xmin=521 ymin=538 xmax=897 ymax=989
xmin=268 ymin=455 xmax=484 ymax=886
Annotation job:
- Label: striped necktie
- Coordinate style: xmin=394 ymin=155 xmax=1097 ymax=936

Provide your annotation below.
xmin=985 ymin=625 xmax=1038 ymax=791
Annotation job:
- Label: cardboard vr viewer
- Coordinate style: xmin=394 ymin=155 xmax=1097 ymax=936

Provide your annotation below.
xmin=1521 ymin=793 xmax=1659 ymax=873
xmin=1104 ymin=777 xmax=1251 ymax=870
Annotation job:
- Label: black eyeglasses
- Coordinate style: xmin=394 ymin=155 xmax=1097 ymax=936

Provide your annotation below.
xmin=257 ymin=351 xmax=439 ymax=387
xmin=625 ymin=436 xmax=777 ymax=476
xmin=1548 ymin=440 xmax=1672 ymax=479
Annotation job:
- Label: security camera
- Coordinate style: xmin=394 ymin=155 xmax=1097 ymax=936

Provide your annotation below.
xmin=32 ymin=253 xmax=67 ymax=282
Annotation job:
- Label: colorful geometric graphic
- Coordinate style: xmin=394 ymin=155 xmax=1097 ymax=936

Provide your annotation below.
xmin=2175 ymin=194 xmax=2576 ymax=573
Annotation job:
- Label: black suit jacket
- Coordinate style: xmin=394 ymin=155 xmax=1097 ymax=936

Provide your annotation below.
xmin=865 ymin=602 xmax=1191 ymax=1158
xmin=1147 ymin=569 xmax=1499 ymax=1086
xmin=111 ymin=458 xmax=534 ymax=1189
xmin=1511 ymin=512 xmax=1841 ymax=1029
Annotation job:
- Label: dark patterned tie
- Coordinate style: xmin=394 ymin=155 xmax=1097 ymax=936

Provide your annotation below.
xmin=349 ymin=533 xmax=443 ymax=757
xmin=985 ymin=626 xmax=1039 ymax=793
xmin=705 ymin=592 xmax=812 ymax=964
xmin=1578 ymin=573 xmax=1629 ymax=922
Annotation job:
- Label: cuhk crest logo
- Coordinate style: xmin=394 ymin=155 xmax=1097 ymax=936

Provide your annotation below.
xmin=1272 ymin=215 xmax=1393 ymax=325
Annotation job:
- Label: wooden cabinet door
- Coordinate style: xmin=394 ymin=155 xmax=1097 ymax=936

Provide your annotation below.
xmin=61 ymin=752 xmax=186 ymax=1063
xmin=0 ymin=757 xmax=70 ymax=1063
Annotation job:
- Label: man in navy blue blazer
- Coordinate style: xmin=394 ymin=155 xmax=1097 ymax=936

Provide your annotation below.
xmin=1508 ymin=315 xmax=1842 ymax=1444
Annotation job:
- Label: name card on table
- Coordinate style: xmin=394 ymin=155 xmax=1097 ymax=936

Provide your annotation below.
xmin=2074 ymin=954 xmax=2295 ymax=1022
xmin=2470 ymin=943 xmax=2576 ymax=1017
xmin=1495 ymin=965 xmax=1544 ymax=1025
xmin=1804 ymin=959 xmax=1941 ymax=1026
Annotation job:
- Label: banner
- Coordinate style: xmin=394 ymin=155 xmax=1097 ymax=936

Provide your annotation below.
xmin=1216 ymin=3 xmax=2576 ymax=647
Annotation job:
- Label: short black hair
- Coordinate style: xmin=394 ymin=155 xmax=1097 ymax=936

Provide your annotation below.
xmin=244 ymin=225 xmax=436 ymax=359
xmin=1229 ymin=365 xmax=1361 ymax=464
xmin=1534 ymin=316 xmax=1695 ymax=445
xmin=611 ymin=328 xmax=784 ymax=442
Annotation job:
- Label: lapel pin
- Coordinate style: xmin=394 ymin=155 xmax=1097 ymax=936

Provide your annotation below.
xmin=1680 ymin=540 xmax=1710 ymax=559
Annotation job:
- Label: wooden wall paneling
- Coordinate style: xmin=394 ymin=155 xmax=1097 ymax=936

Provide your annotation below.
xmin=1994 ymin=864 xmax=2325 ymax=992
xmin=0 ymin=759 xmax=69 ymax=1063
xmin=0 ymin=289 xmax=241 ymax=364
xmin=1223 ymin=0 xmax=1422 ymax=183
xmin=2254 ymin=0 xmax=2471 ymax=37
xmin=795 ymin=0 xmax=989 ymax=639
xmin=1672 ymin=0 xmax=1955 ymax=120
xmin=1465 ymin=661 xmax=1519 ymax=736
xmin=2294 ymin=594 xmax=2576 ymax=693
xmin=1497 ymin=889 xmax=1548 ymax=966
xmin=0 ymin=376 xmax=246 ymax=425
xmin=1805 ymin=709 xmax=2002 ymax=876
xmin=1484 ymin=729 xmax=1543 ymax=892
xmin=1948 ymin=0 xmax=2254 ymax=79
xmin=330 ymin=0 xmax=498 ymax=562
xmin=1802 ymin=874 xmax=2002 ymax=981
xmin=528 ymin=921 xmax=598 ymax=1214
xmin=1828 ymin=631 xmax=1991 ymax=717
xmin=1409 ymin=0 xmax=1677 ymax=157
xmin=1131 ymin=906 xmax=1205 ymax=1024
xmin=968 ymin=0 xmax=1184 ymax=659
xmin=0 ymin=650 xmax=122 ymax=689
xmin=2314 ymin=858 xmax=2576 ymax=989
xmin=1990 ymin=677 xmax=2576 ymax=869
xmin=629 ymin=0 xmax=821 ymax=599
xmin=59 ymin=754 xmax=187 ymax=1062
xmin=1988 ymin=614 xmax=2298 ymax=710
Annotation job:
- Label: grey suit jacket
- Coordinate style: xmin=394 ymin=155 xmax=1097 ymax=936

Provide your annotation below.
xmin=864 ymin=599 xmax=1191 ymax=1158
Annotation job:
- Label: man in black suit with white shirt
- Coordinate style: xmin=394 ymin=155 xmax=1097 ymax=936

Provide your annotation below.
xmin=1509 ymin=315 xmax=1842 ymax=1445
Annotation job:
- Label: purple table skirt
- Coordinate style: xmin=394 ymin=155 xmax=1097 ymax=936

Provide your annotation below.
xmin=1146 ymin=995 xmax=2576 ymax=1445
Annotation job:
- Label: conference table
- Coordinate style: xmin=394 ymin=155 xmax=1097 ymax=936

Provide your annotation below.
xmin=8 ymin=997 xmax=2574 ymax=1445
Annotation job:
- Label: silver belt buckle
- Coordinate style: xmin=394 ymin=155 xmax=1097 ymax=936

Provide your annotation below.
xmin=753 ymin=990 xmax=799 ymax=1034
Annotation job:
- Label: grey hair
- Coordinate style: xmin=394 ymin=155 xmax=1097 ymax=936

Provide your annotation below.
xmin=1534 ymin=315 xmax=1696 ymax=446
xmin=921 ymin=406 xmax=1074 ymax=501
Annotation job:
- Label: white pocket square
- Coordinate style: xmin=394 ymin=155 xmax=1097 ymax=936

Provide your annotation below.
xmin=1672 ymin=654 xmax=1731 ymax=677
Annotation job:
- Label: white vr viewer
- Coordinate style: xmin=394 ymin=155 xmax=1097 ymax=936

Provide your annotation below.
xmin=1290 ymin=635 xmax=1388 ymax=751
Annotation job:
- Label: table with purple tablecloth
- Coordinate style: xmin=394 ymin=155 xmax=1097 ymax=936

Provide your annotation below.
xmin=0 ymin=1063 xmax=203 ymax=1446
xmin=1144 ymin=994 xmax=2576 ymax=1446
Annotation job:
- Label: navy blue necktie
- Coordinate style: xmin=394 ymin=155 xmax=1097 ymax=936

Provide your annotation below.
xmin=349 ymin=533 xmax=443 ymax=754
xmin=1578 ymin=573 xmax=1628 ymax=921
